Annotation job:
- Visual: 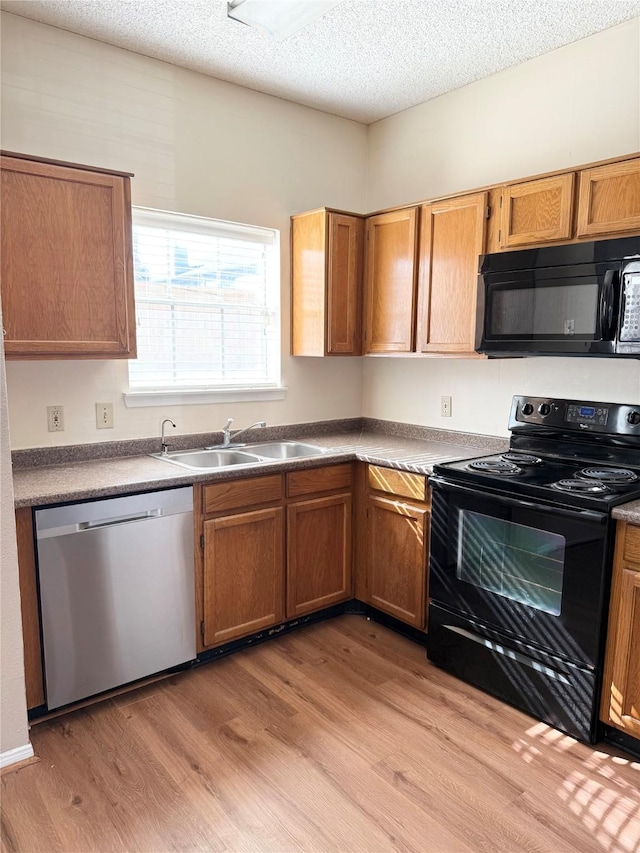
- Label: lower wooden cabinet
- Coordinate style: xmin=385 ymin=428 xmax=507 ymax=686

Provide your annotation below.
xmin=202 ymin=506 xmax=284 ymax=647
xmin=601 ymin=522 xmax=640 ymax=739
xmin=198 ymin=464 xmax=354 ymax=649
xmin=287 ymin=492 xmax=352 ymax=618
xmin=361 ymin=465 xmax=431 ymax=630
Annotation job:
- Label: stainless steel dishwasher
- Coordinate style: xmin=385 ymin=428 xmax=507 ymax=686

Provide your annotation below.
xmin=35 ymin=487 xmax=196 ymax=710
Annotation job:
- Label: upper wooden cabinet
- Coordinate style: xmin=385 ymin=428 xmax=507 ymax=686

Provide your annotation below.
xmin=291 ymin=208 xmax=363 ymax=356
xmin=363 ymin=208 xmax=419 ymax=353
xmin=500 ymin=174 xmax=575 ymax=248
xmin=417 ymin=193 xmax=487 ymax=354
xmin=600 ymin=522 xmax=640 ymax=740
xmin=1 ymin=152 xmax=136 ymax=359
xmin=577 ymin=159 xmax=640 ymax=238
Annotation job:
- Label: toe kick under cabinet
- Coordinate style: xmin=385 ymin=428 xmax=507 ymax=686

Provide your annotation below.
xmin=196 ymin=464 xmax=354 ymax=650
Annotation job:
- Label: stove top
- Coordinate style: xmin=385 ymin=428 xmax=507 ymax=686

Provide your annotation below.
xmin=433 ymin=396 xmax=640 ymax=511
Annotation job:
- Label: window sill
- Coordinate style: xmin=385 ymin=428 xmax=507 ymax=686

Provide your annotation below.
xmin=123 ymin=386 xmax=287 ymax=408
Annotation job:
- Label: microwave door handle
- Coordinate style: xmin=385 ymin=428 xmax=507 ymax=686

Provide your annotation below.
xmin=598 ymin=269 xmax=617 ymax=341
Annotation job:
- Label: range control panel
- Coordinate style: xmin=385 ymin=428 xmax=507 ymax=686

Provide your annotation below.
xmin=509 ymin=396 xmax=640 ymax=435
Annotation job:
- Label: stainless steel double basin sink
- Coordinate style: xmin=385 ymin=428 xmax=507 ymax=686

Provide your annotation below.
xmin=152 ymin=441 xmax=329 ymax=471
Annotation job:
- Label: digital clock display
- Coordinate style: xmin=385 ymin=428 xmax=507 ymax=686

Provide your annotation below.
xmin=566 ymin=404 xmax=609 ymax=426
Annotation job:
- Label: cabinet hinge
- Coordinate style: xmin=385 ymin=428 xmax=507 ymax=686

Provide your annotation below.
xmin=199 ymin=534 xmax=204 ymax=549
xmin=200 ymin=620 xmax=205 ymax=643
xmin=499 ymin=195 xmax=503 ymax=208
xmin=486 ymin=205 xmax=491 ymax=219
xmin=498 ymin=230 xmax=502 ymax=243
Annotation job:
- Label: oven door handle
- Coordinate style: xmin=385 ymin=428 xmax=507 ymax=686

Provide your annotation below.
xmin=430 ymin=476 xmax=608 ymax=523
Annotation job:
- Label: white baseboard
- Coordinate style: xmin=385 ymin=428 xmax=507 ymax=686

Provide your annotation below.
xmin=0 ymin=742 xmax=34 ymax=769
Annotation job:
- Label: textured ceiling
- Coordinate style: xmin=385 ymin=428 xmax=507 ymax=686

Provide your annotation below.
xmin=2 ymin=0 xmax=640 ymax=124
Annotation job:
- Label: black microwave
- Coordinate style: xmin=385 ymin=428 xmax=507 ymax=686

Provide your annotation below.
xmin=475 ymin=236 xmax=640 ymax=358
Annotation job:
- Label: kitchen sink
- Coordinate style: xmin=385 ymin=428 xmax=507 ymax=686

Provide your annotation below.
xmin=152 ymin=441 xmax=329 ymax=470
xmin=241 ymin=441 xmax=328 ymax=459
xmin=151 ymin=449 xmax=264 ymax=470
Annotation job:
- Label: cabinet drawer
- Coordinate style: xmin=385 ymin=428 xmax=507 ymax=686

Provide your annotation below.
xmin=287 ymin=463 xmax=353 ymax=498
xmin=203 ymin=475 xmax=283 ymax=514
xmin=368 ymin=464 xmax=428 ymax=503
xmin=623 ymin=523 xmax=640 ymax=565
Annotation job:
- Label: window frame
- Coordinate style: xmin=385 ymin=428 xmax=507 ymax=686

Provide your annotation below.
xmin=123 ymin=207 xmax=285 ymax=408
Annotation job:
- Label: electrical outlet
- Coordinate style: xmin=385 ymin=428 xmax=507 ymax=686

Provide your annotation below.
xmin=96 ymin=402 xmax=114 ymax=429
xmin=47 ymin=406 xmax=65 ymax=432
xmin=441 ymin=396 xmax=452 ymax=418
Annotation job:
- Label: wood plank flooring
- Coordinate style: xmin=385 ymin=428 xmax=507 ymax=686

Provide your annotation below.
xmin=2 ymin=615 xmax=639 ymax=853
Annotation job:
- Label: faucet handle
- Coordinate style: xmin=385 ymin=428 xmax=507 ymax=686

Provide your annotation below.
xmin=223 ymin=418 xmax=234 ymax=430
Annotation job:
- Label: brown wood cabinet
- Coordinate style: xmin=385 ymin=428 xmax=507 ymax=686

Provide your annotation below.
xmin=363 ymin=208 xmax=419 ymax=353
xmin=600 ymin=521 xmax=640 ymax=740
xmin=363 ymin=465 xmax=430 ymax=630
xmin=500 ymin=174 xmax=575 ymax=248
xmin=198 ymin=464 xmax=355 ymax=650
xmin=202 ymin=504 xmax=285 ymax=647
xmin=1 ymin=152 xmax=136 ymax=359
xmin=291 ymin=208 xmax=363 ymax=356
xmin=287 ymin=493 xmax=352 ymax=618
xmin=15 ymin=508 xmax=45 ymax=710
xmin=577 ymin=159 xmax=640 ymax=238
xmin=199 ymin=474 xmax=285 ymax=648
xmin=417 ymin=193 xmax=487 ymax=354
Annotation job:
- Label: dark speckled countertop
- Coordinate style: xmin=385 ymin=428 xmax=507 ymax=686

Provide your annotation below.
xmin=12 ymin=420 xmax=510 ymax=508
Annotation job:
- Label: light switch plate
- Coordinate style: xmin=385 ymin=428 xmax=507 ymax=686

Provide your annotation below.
xmin=96 ymin=402 xmax=114 ymax=429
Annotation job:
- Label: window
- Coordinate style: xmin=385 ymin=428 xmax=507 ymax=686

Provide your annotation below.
xmin=126 ymin=207 xmax=281 ymax=403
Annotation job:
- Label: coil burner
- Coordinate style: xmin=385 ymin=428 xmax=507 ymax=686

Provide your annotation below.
xmin=576 ymin=467 xmax=638 ymax=485
xmin=551 ymin=479 xmax=610 ymax=495
xmin=501 ymin=452 xmax=543 ymax=466
xmin=466 ymin=459 xmax=522 ymax=476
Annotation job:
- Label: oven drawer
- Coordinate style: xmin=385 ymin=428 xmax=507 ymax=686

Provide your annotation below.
xmin=428 ymin=603 xmax=597 ymax=742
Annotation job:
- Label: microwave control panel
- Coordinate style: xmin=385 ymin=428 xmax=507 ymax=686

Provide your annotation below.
xmin=509 ymin=396 xmax=640 ymax=435
xmin=620 ymin=271 xmax=640 ymax=342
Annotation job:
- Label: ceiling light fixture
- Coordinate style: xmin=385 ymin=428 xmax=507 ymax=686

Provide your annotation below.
xmin=227 ymin=0 xmax=343 ymax=42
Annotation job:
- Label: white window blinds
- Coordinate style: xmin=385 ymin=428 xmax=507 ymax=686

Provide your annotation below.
xmin=128 ymin=208 xmax=280 ymax=391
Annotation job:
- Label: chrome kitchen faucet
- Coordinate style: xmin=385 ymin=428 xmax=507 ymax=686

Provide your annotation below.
xmin=207 ymin=418 xmax=267 ymax=448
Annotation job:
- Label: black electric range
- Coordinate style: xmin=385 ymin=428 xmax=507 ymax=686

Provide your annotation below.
xmin=427 ymin=395 xmax=640 ymax=743
xmin=433 ymin=397 xmax=640 ymax=510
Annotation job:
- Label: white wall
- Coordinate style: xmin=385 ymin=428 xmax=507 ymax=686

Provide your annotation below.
xmin=0 ymin=13 xmax=367 ymax=448
xmin=364 ymin=18 xmax=640 ymax=436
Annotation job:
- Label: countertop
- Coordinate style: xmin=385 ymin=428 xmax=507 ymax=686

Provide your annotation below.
xmin=12 ymin=430 xmax=501 ymax=508
xmin=13 ymin=424 xmax=640 ymax=522
xmin=612 ymin=500 xmax=640 ymax=525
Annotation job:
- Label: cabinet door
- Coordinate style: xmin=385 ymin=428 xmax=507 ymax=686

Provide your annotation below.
xmin=363 ymin=208 xmax=418 ymax=353
xmin=203 ymin=507 xmax=284 ymax=647
xmin=601 ymin=567 xmax=640 ymax=738
xmin=500 ymin=174 xmax=574 ymax=248
xmin=287 ymin=493 xmax=352 ymax=618
xmin=291 ymin=209 xmax=362 ymax=357
xmin=327 ymin=213 xmax=363 ymax=355
xmin=416 ymin=193 xmax=487 ymax=354
xmin=577 ymin=159 xmax=640 ymax=238
xmin=601 ymin=524 xmax=640 ymax=739
xmin=366 ymin=495 xmax=428 ymax=628
xmin=1 ymin=154 xmax=136 ymax=358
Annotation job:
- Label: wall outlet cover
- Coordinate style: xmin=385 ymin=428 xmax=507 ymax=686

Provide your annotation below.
xmin=441 ymin=396 xmax=452 ymax=418
xmin=47 ymin=406 xmax=64 ymax=432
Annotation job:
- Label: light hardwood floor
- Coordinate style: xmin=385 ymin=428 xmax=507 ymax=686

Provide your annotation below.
xmin=2 ymin=615 xmax=639 ymax=853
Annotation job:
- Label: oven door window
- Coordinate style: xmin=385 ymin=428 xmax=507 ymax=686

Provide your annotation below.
xmin=457 ymin=511 xmax=565 ymax=616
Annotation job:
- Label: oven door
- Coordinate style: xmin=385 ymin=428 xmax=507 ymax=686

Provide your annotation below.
xmin=428 ymin=477 xmax=611 ymax=667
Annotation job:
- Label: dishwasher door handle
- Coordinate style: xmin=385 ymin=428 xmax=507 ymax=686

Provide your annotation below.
xmin=79 ymin=509 xmax=162 ymax=530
